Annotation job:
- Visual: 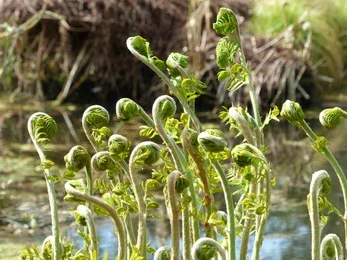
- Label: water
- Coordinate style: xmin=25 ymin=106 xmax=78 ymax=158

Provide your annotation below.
xmin=0 ymin=103 xmax=346 ymax=259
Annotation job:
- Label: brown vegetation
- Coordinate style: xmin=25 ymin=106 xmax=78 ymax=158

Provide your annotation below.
xmin=0 ymin=0 xmax=311 ymax=110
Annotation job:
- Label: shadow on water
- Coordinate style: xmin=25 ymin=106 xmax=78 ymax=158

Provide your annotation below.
xmin=0 ymin=102 xmax=346 ymax=259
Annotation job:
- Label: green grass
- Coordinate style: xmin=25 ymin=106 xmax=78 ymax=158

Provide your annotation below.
xmin=250 ymin=0 xmax=346 ymax=87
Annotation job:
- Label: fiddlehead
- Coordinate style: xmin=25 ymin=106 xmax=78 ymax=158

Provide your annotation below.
xmin=27 ymin=112 xmax=61 ymax=260
xmin=115 ymin=98 xmax=155 ymax=129
xmin=280 ymin=100 xmax=305 ymax=127
xmin=154 ymin=246 xmax=171 ymax=260
xmin=82 ymin=105 xmax=111 ymax=152
xmin=308 ymin=170 xmax=331 ymax=260
xmin=129 ymin=141 xmax=161 ymax=259
xmin=74 ymin=205 xmax=98 ymax=259
xmin=231 ymin=143 xmax=267 ymax=167
xmin=197 ymin=129 xmax=228 ymax=154
xmin=64 ymin=145 xmax=93 ymax=195
xmin=320 ymin=233 xmax=344 ymax=260
xmin=108 ymin=134 xmax=131 ymax=161
xmin=282 ymin=100 xmax=347 ymax=257
xmin=198 ymin=130 xmax=235 ymax=260
xmin=28 ymin=112 xmax=57 ymax=157
xmin=319 ymin=107 xmax=347 ymax=129
xmin=191 ymin=237 xmax=226 ymax=260
xmin=91 ymin=151 xmax=118 ymax=180
xmin=226 ymin=107 xmax=257 ymax=145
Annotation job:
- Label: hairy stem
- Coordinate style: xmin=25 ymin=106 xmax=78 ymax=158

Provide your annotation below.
xmin=308 ymin=170 xmax=330 ymax=260
xmin=65 ymin=182 xmax=126 ymax=259
xmin=167 ymin=170 xmax=182 ymax=259
xmin=182 ymin=129 xmax=214 ymax=238
xmin=28 ymin=113 xmax=61 ymax=260
xmin=76 ymin=205 xmax=98 ymax=259
xmin=299 ymin=120 xmax=347 ymax=256
xmin=127 ymin=38 xmax=202 ymax=131
xmin=210 ymin=159 xmax=236 ymax=260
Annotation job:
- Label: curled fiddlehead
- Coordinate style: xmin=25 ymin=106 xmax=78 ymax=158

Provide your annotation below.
xmin=319 ymin=107 xmax=347 ymax=129
xmin=74 ymin=205 xmax=98 ymax=259
xmin=91 ymin=151 xmax=118 ymax=179
xmin=108 ymin=134 xmax=131 ymax=161
xmin=64 ymin=145 xmax=93 ymax=195
xmin=308 ymin=170 xmax=331 ymax=260
xmin=115 ymin=98 xmax=155 ymax=128
xmin=280 ymin=100 xmax=305 ymax=127
xmin=191 ymin=237 xmax=226 ymax=260
xmin=227 ymin=107 xmax=257 ymax=145
xmin=197 ymin=128 xmax=228 ymax=153
xmin=129 ymin=141 xmax=161 ymax=259
xmin=154 ymin=246 xmax=171 ymax=260
xmin=27 ymin=112 xmax=61 ymax=260
xmin=320 ymin=233 xmax=344 ymax=260
xmin=82 ymin=105 xmax=111 ymax=152
xmin=231 ymin=143 xmax=267 ymax=167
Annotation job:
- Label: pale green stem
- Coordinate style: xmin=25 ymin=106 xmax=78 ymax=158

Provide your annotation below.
xmin=182 ymin=206 xmax=191 ymax=260
xmin=129 ymin=143 xmax=151 ymax=259
xmin=118 ymin=159 xmax=137 ymax=246
xmin=251 ymin=167 xmax=271 ymax=260
xmin=308 ymin=170 xmax=330 ymax=260
xmin=182 ymin=129 xmax=214 ymax=238
xmin=240 ymin=183 xmax=256 ymax=260
xmin=152 ymin=97 xmax=200 ymax=247
xmin=234 ymin=25 xmax=262 ymax=130
xmin=85 ymin=163 xmax=93 ymax=196
xmin=65 ymin=182 xmax=127 ymax=259
xmin=299 ymin=120 xmax=347 ymax=256
xmin=210 ymin=159 xmax=236 ymax=260
xmin=126 ymin=38 xmax=202 ymax=132
xmin=76 ymin=205 xmax=98 ymax=259
xmin=191 ymin=237 xmax=227 ymax=260
xmin=137 ymin=107 xmax=155 ymax=129
xmin=28 ymin=114 xmax=61 ymax=260
xmin=45 ymin=178 xmax=61 ymax=260
xmin=167 ymin=170 xmax=182 ymax=259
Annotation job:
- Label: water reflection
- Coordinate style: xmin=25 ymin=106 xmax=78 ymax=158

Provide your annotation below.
xmin=0 ymin=106 xmax=346 ymax=259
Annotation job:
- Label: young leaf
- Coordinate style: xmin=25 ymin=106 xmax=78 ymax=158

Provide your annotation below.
xmin=216 ymin=36 xmax=239 ymax=69
xmin=213 ymin=8 xmax=238 ymax=35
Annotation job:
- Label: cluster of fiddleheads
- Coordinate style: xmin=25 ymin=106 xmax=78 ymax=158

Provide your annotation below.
xmin=281 ymin=100 xmax=347 ymax=260
xmin=26 ymin=6 xmax=345 ymax=261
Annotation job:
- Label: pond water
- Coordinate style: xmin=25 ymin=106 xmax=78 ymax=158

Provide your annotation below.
xmin=0 ymin=101 xmax=346 ymax=259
